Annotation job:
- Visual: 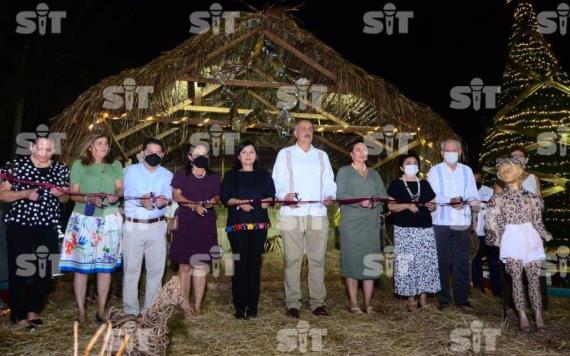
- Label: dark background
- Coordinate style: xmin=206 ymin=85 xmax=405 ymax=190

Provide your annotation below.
xmin=1 ymin=0 xmax=568 ymax=166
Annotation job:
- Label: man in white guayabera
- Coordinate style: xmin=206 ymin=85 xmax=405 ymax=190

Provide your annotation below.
xmin=272 ymin=120 xmax=336 ymax=319
xmin=427 ymin=139 xmax=480 ymax=312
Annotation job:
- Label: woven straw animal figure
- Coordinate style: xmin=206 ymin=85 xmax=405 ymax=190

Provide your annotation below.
xmin=106 ymin=276 xmax=186 ymax=355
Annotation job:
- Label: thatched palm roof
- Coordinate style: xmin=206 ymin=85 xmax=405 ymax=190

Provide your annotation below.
xmin=52 ymin=7 xmax=455 ymax=177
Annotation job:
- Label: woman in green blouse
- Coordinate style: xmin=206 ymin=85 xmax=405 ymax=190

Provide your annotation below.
xmin=336 ymin=141 xmax=386 ymax=314
xmin=59 ymin=134 xmax=124 ymax=324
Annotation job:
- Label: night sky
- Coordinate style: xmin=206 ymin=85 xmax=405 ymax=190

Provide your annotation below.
xmin=1 ymin=0 xmax=569 ymax=166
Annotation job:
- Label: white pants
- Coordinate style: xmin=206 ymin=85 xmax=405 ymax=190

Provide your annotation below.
xmin=122 ymin=220 xmax=167 ymax=315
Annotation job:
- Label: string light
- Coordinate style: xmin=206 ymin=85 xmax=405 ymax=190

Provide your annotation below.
xmin=479 ymin=1 xmax=570 ymax=236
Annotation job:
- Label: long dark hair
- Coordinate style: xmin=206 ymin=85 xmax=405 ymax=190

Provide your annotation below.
xmin=185 ymin=143 xmax=214 ymax=176
xmin=233 ymin=140 xmax=260 ymax=171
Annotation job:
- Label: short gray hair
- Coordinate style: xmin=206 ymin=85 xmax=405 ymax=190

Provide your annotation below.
xmin=294 ymin=119 xmax=313 ymax=131
xmin=440 ymin=139 xmax=462 ymax=151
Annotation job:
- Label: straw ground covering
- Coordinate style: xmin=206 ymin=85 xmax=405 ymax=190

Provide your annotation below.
xmin=1 ymin=250 xmax=569 ymax=355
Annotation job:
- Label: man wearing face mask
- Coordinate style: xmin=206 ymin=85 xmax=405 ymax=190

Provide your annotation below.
xmin=122 ymin=138 xmax=173 ymax=317
xmin=427 ymin=139 xmax=480 ymax=312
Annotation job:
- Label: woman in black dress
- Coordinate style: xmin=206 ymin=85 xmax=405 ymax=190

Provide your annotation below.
xmin=220 ymin=141 xmax=275 ymax=319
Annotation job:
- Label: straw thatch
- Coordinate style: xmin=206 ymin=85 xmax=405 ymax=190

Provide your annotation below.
xmin=51 ymin=7 xmax=456 ymax=174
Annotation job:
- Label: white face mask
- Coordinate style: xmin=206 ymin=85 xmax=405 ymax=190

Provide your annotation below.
xmin=404 ymin=164 xmax=419 ymax=177
xmin=444 ymin=152 xmax=459 ymax=164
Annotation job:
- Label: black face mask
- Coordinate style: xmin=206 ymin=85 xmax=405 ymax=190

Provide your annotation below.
xmin=144 ymin=153 xmax=162 ymax=167
xmin=193 ymin=155 xmax=209 ymax=169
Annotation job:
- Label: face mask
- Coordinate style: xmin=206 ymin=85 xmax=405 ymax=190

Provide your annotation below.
xmin=404 ymin=164 xmax=419 ymax=177
xmin=193 ymin=155 xmax=209 ymax=169
xmin=444 ymin=152 xmax=459 ymax=164
xmin=144 ymin=153 xmax=162 ymax=167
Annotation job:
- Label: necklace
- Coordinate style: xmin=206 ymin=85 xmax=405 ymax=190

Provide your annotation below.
xmin=402 ymin=176 xmax=421 ymax=201
xmin=352 ymin=163 xmax=367 ymax=176
xmin=31 ymin=156 xmax=52 ymax=168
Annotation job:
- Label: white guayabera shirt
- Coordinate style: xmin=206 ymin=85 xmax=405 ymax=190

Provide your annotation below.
xmin=272 ymin=144 xmax=336 ymax=217
xmin=427 ymin=162 xmax=480 ymax=227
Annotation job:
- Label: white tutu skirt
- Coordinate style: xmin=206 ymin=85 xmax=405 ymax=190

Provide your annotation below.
xmin=499 ymin=222 xmax=545 ymax=265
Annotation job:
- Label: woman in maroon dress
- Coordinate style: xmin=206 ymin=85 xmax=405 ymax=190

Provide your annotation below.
xmin=170 ymin=143 xmax=220 ymax=317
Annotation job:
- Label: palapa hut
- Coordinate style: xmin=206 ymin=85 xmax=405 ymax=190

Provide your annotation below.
xmin=51 ymin=7 xmax=456 ymax=182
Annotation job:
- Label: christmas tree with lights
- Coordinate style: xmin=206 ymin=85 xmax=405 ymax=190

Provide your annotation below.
xmin=479 ymin=0 xmax=570 ymax=243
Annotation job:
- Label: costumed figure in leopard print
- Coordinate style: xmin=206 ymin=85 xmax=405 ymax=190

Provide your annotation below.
xmin=485 ymin=156 xmax=552 ymax=332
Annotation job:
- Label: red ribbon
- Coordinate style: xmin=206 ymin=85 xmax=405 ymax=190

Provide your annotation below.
xmin=1 ymin=172 xmax=482 ymax=207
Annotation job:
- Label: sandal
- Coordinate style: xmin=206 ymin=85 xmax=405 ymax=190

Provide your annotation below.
xmin=349 ymin=306 xmax=363 ymax=314
xmin=365 ymin=306 xmax=375 ymax=315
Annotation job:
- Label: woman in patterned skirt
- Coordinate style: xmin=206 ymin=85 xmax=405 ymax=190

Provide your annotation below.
xmin=59 ymin=134 xmax=124 ymax=324
xmin=387 ymin=153 xmax=440 ymax=311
